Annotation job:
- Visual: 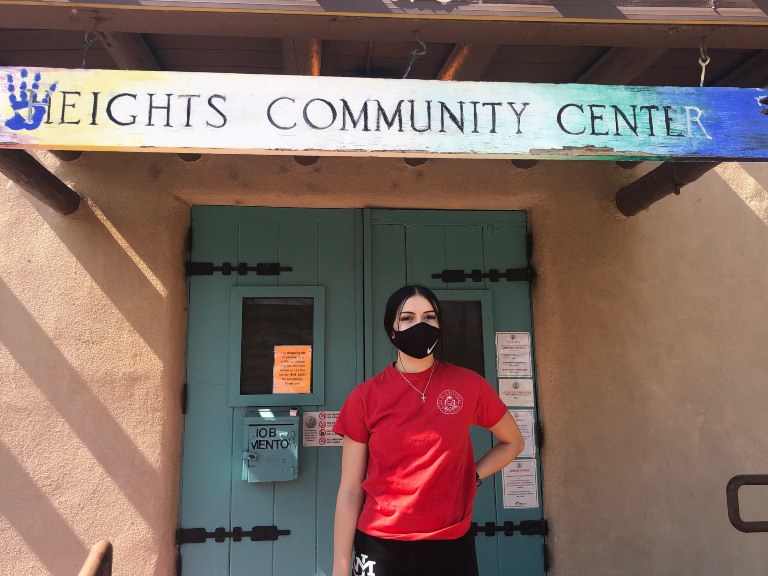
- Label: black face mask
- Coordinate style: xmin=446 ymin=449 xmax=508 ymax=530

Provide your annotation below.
xmin=391 ymin=322 xmax=441 ymax=359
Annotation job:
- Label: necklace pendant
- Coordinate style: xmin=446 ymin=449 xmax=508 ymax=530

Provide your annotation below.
xmin=421 ymin=394 xmax=426 ymax=402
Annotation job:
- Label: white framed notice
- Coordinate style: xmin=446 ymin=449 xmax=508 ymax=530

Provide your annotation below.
xmin=499 ymin=378 xmax=535 ymax=407
xmin=302 ymin=410 xmax=343 ymax=447
xmin=502 ymin=459 xmax=539 ymax=509
xmin=510 ymin=409 xmax=536 ymax=458
xmin=495 ymin=332 xmax=532 ymax=377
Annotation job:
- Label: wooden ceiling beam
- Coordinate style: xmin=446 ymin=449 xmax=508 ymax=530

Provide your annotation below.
xmin=714 ymin=50 xmax=768 ymax=87
xmin=577 ymin=47 xmax=666 ymax=85
xmin=96 ymin=31 xmax=161 ymax=71
xmin=0 ymin=149 xmax=81 ymax=215
xmin=3 ymin=0 xmax=767 ymax=23
xmin=438 ymin=43 xmax=499 ymax=81
xmin=282 ymin=38 xmax=322 ymax=76
xmin=616 ymin=162 xmax=717 ymax=216
xmin=4 ymin=4 xmax=768 ymax=50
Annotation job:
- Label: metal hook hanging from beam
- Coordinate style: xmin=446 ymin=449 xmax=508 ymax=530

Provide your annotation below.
xmin=403 ymin=39 xmax=427 ymax=79
xmin=698 ymin=39 xmax=711 ymax=87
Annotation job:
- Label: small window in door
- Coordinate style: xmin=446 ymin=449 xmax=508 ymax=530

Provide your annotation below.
xmin=439 ymin=300 xmax=486 ymax=377
xmin=240 ymin=297 xmax=314 ymax=395
xmin=229 ymin=286 xmax=325 ymax=406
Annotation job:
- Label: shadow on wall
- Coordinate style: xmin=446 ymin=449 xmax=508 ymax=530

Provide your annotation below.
xmin=25 ymin=197 xmax=168 ymax=359
xmin=0 ymin=441 xmax=88 ymax=574
xmin=542 ymin=161 xmax=768 ymax=575
xmin=0 ymin=278 xmax=160 ymax=527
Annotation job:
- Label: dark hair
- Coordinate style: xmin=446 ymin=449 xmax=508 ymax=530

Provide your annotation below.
xmin=383 ymin=285 xmax=442 ymax=337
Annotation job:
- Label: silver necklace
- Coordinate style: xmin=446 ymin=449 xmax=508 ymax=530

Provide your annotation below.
xmin=396 ymin=360 xmax=436 ymax=403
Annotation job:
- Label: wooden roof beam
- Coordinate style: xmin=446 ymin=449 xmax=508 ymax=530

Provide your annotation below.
xmin=5 ymin=4 xmax=768 ymax=49
xmin=282 ymin=38 xmax=322 ymax=76
xmin=96 ymin=31 xmax=160 ymax=71
xmin=577 ymin=47 xmax=666 ymax=85
xmin=715 ymin=50 xmax=768 ymax=87
xmin=0 ymin=149 xmax=81 ymax=215
xmin=616 ymin=162 xmax=717 ymax=216
xmin=438 ymin=43 xmax=499 ymax=81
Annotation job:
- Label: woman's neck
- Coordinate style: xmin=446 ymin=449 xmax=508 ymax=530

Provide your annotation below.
xmin=396 ymin=354 xmax=435 ymax=373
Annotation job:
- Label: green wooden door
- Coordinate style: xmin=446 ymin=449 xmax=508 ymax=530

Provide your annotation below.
xmin=365 ymin=209 xmax=546 ymax=576
xmin=179 ymin=206 xmax=362 ymax=576
xmin=180 ymin=207 xmax=545 ymax=576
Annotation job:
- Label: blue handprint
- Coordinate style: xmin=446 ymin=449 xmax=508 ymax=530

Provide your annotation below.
xmin=4 ymin=69 xmax=57 ymax=131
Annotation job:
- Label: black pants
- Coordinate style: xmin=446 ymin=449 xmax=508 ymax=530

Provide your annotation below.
xmin=352 ymin=528 xmax=479 ymax=576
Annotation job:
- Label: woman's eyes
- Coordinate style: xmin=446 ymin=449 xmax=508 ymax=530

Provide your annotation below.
xmin=399 ymin=314 xmax=436 ymax=321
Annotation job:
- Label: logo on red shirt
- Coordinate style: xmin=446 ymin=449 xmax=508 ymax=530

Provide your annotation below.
xmin=436 ymin=389 xmax=463 ymax=414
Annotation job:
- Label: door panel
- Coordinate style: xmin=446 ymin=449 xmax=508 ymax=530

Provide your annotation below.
xmin=365 ymin=209 xmax=545 ymax=576
xmin=181 ymin=207 xmax=544 ymax=576
xmin=181 ymin=207 xmax=360 ymax=576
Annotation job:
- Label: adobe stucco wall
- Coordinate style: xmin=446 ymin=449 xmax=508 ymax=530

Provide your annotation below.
xmin=0 ymin=152 xmax=766 ymax=575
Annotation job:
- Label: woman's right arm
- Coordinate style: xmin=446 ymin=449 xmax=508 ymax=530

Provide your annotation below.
xmin=332 ymin=436 xmax=368 ymax=576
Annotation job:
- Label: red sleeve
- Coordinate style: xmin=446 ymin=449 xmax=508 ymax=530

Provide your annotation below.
xmin=333 ymin=387 xmax=369 ymax=443
xmin=474 ymin=378 xmax=508 ymax=428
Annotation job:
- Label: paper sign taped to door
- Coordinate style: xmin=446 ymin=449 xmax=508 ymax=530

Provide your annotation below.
xmin=510 ymin=409 xmax=536 ymax=458
xmin=496 ymin=332 xmax=532 ymax=377
xmin=273 ymin=345 xmax=312 ymax=393
xmin=502 ymin=459 xmax=539 ymax=509
xmin=499 ymin=379 xmax=535 ymax=407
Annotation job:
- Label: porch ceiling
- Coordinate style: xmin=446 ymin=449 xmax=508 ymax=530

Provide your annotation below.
xmin=0 ymin=28 xmax=765 ymax=87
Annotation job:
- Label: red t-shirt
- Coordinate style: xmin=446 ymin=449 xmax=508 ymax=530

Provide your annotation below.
xmin=332 ymin=361 xmax=507 ymax=541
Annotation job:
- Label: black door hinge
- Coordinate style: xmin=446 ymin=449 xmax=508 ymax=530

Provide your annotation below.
xmin=431 ymin=268 xmax=532 ymax=283
xmin=470 ymin=519 xmax=548 ymax=537
xmin=536 ymin=421 xmax=544 ymax=452
xmin=176 ymin=525 xmax=290 ymax=545
xmin=185 ymin=262 xmax=292 ymax=277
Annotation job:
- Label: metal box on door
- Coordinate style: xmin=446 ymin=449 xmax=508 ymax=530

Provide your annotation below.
xmin=242 ymin=407 xmax=299 ymax=482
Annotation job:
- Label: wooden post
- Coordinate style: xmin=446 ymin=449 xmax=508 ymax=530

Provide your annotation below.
xmin=282 ymin=39 xmax=322 ymax=76
xmin=77 ymin=540 xmax=113 ymax=576
xmin=615 ymin=162 xmax=718 ymax=217
xmin=437 ymin=44 xmax=498 ymax=81
xmin=0 ymin=149 xmax=81 ymax=215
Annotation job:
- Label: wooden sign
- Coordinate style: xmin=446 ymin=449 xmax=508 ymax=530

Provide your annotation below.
xmin=2 ymin=67 xmax=767 ymax=160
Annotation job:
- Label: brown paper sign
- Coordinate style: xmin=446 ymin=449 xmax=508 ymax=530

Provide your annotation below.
xmin=273 ymin=345 xmax=312 ymax=394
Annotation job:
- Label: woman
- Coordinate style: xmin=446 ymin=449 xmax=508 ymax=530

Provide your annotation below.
xmin=332 ymin=285 xmax=525 ymax=576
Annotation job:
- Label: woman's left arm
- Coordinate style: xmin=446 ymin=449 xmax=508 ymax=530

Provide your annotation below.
xmin=475 ymin=412 xmax=526 ymax=481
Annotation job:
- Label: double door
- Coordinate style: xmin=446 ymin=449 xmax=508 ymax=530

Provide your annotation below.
xmin=179 ymin=207 xmax=545 ymax=576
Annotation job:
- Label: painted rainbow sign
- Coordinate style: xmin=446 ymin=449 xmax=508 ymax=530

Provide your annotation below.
xmin=1 ymin=67 xmax=767 ymax=160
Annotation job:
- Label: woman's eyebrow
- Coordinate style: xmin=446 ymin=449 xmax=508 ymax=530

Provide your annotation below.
xmin=399 ymin=309 xmax=436 ymax=314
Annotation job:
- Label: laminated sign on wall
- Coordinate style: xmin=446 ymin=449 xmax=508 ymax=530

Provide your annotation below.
xmin=496 ymin=332 xmax=532 ymax=378
xmin=502 ymin=459 xmax=539 ymax=509
xmin=499 ymin=378 xmax=535 ymax=407
xmin=303 ymin=411 xmax=343 ymax=447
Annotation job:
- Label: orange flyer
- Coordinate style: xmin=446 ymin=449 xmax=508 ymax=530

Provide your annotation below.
xmin=273 ymin=345 xmax=312 ymax=394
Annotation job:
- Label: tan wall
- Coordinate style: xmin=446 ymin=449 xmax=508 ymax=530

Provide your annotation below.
xmin=0 ymin=152 xmax=766 ymax=575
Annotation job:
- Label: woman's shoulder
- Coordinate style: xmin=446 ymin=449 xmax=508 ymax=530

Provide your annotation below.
xmin=437 ymin=361 xmax=485 ymax=381
xmin=351 ymin=365 xmax=393 ymax=396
